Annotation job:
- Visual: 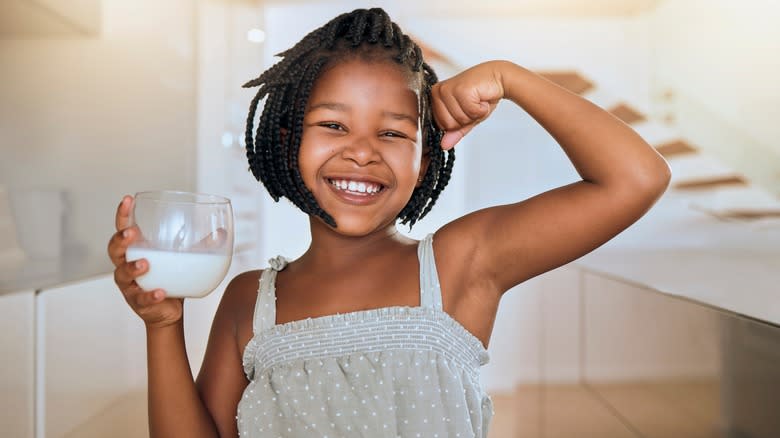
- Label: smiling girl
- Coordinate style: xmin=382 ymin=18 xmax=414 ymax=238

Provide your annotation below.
xmin=107 ymin=8 xmax=670 ymax=438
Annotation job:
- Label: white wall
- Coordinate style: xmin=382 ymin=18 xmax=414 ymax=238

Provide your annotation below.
xmin=0 ymin=0 xmax=197 ymax=258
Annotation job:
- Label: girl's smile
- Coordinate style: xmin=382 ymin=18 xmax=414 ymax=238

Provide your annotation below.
xmin=299 ymin=59 xmax=427 ymax=235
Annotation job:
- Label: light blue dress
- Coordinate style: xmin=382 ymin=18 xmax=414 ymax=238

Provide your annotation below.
xmin=238 ymin=234 xmax=493 ymax=437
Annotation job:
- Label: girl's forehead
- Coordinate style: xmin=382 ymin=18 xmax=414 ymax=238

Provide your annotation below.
xmin=307 ymin=60 xmax=421 ymax=112
xmin=318 ymin=59 xmax=419 ymax=92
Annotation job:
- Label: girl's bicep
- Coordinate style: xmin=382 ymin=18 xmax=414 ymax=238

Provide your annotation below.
xmin=195 ymin=274 xmax=256 ymax=437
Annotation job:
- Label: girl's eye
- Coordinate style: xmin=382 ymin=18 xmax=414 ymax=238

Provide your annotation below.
xmin=381 ymin=131 xmax=407 ymax=139
xmin=319 ymin=122 xmax=344 ymax=131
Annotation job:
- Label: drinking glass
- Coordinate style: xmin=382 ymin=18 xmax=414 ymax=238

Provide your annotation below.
xmin=125 ymin=191 xmax=234 ymax=298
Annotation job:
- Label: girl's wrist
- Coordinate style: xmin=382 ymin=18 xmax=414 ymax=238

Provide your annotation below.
xmin=492 ymin=60 xmax=529 ymax=104
xmin=145 ymin=318 xmax=184 ymax=334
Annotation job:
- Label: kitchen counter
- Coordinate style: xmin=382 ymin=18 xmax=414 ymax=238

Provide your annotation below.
xmin=573 ymin=190 xmax=780 ymax=327
xmin=575 ymin=247 xmax=780 ymax=327
xmin=0 ymin=253 xmax=113 ymax=295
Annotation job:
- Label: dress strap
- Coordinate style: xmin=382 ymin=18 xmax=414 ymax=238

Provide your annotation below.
xmin=252 ymin=256 xmax=289 ymax=335
xmin=417 ymin=233 xmax=443 ymax=311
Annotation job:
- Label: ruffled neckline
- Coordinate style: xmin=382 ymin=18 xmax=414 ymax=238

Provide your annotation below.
xmin=242 ymin=254 xmax=490 ymax=379
xmin=242 ymin=305 xmax=490 ymax=379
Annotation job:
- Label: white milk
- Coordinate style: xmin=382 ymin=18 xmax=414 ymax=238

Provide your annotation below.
xmin=126 ymin=247 xmax=231 ymax=298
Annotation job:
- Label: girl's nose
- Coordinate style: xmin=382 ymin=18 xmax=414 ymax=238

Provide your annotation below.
xmin=341 ymin=136 xmax=380 ymax=166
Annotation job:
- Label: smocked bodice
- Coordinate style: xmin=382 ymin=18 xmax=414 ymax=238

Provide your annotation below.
xmin=238 ymin=234 xmax=493 ymax=437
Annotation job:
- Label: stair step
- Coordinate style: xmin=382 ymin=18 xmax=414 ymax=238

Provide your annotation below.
xmin=538 ymin=71 xmax=595 ymax=95
xmin=608 ymin=102 xmax=647 ymax=125
xmin=674 ymin=175 xmax=748 ymax=190
xmin=655 ymin=140 xmax=698 ymax=158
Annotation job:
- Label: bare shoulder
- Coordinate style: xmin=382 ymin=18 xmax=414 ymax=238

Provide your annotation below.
xmin=216 ymin=270 xmax=263 ymax=351
xmin=221 ymin=270 xmax=263 ymax=308
xmin=213 ymin=270 xmax=262 ymax=329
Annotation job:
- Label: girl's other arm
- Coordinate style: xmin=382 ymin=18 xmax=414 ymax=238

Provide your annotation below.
xmin=434 ymin=61 xmax=671 ymax=294
xmin=146 ymin=273 xmax=250 ymax=438
xmin=195 ymin=272 xmax=257 ymax=437
xmin=109 ymin=197 xmax=246 ymax=437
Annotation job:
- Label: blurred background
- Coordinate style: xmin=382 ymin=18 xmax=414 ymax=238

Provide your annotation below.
xmin=1 ymin=0 xmax=778 ymax=437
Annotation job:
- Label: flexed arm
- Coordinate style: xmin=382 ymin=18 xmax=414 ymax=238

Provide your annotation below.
xmin=432 ymin=61 xmax=671 ymax=294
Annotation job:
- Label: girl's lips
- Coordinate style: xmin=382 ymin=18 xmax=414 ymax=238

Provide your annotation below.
xmin=324 ymin=177 xmax=386 ymax=205
xmin=324 ymin=173 xmax=390 ymax=187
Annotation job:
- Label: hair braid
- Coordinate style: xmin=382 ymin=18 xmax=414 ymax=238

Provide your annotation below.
xmin=243 ymin=7 xmax=455 ymax=228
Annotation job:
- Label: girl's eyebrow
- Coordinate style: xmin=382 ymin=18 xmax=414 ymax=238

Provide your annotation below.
xmin=383 ymin=110 xmax=418 ymax=125
xmin=308 ymin=102 xmax=348 ymax=112
xmin=309 ymin=101 xmax=417 ymax=125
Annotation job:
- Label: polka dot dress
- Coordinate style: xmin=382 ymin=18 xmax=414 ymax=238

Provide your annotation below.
xmin=238 ymin=234 xmax=493 ymax=437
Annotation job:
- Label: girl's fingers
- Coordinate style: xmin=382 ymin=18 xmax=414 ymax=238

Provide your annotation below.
xmin=431 ymin=84 xmax=467 ymax=130
xmin=441 ymin=127 xmax=474 ymax=151
xmin=121 ymin=283 xmax=164 ymax=307
xmin=108 ymin=229 xmax=129 ymax=266
xmin=107 ymin=225 xmax=141 ymax=267
xmin=115 ymin=195 xmax=134 ymax=231
xmin=440 ymin=87 xmax=474 ymax=126
xmin=430 ymin=85 xmax=457 ymax=131
xmin=114 ymin=259 xmax=148 ymax=289
xmin=133 ymin=289 xmax=166 ymax=308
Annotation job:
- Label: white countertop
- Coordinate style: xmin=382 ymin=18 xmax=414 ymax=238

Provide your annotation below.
xmin=0 ymin=253 xmax=112 ymax=295
xmin=573 ymin=191 xmax=780 ymax=327
xmin=576 ymin=248 xmax=780 ymax=326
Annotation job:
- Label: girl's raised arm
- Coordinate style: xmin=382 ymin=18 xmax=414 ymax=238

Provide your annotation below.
xmin=433 ymin=61 xmax=671 ymax=295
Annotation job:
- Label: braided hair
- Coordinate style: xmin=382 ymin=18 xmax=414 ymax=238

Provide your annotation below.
xmin=243 ymin=7 xmax=454 ymax=228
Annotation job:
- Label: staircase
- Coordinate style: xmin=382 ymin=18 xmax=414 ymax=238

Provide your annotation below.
xmin=539 ymin=70 xmax=780 ymax=223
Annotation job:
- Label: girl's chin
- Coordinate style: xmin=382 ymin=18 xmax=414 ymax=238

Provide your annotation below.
xmin=312 ymin=214 xmax=398 ymax=236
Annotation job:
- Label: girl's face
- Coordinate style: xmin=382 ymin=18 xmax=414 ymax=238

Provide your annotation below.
xmin=299 ymin=59 xmax=426 ymax=236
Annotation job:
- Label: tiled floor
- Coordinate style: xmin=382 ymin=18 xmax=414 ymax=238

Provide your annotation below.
xmin=62 ymin=391 xmax=148 ymax=438
xmin=487 ymin=380 xmax=720 ymax=438
xmin=60 ymin=381 xmax=720 ymax=438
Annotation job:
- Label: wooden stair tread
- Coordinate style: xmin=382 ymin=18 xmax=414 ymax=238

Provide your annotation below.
xmin=674 ymin=175 xmax=748 ymax=190
xmin=655 ymin=140 xmax=698 ymax=158
xmin=608 ymin=102 xmax=647 ymax=124
xmin=538 ymin=71 xmax=595 ymax=95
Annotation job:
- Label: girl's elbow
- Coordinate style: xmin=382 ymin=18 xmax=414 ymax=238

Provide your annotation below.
xmin=637 ymin=159 xmax=672 ymax=200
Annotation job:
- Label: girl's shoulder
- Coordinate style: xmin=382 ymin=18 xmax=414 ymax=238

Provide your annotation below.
xmin=217 ymin=270 xmax=264 ymax=352
xmin=222 ymin=269 xmax=263 ymax=308
xmin=213 ymin=270 xmax=263 ymax=326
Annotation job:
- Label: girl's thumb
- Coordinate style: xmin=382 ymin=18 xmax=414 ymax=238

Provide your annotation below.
xmin=441 ymin=127 xmax=472 ymax=150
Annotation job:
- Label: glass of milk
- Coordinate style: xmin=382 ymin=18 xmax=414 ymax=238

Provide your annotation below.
xmin=126 ymin=191 xmax=234 ymax=298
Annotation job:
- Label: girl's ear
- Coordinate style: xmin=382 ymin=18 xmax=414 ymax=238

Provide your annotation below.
xmin=280 ymin=128 xmax=289 ymax=143
xmin=416 ymin=150 xmax=431 ymax=188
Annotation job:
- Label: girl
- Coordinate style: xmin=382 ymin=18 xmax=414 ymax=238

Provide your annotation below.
xmin=108 ymin=8 xmax=670 ymax=438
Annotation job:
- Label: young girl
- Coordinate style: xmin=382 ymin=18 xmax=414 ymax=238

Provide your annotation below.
xmin=108 ymin=8 xmax=670 ymax=438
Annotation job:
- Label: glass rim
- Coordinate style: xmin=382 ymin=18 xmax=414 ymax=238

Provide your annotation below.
xmin=134 ymin=190 xmax=231 ymax=205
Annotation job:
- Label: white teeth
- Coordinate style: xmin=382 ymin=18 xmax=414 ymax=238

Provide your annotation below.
xmin=329 ymin=179 xmax=382 ymax=195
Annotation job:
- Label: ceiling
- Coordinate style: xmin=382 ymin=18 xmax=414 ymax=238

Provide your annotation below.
xmin=258 ymin=0 xmax=665 ymax=17
xmin=390 ymin=0 xmax=664 ymax=17
xmin=0 ymin=0 xmax=100 ymax=37
xmin=0 ymin=0 xmax=665 ymax=38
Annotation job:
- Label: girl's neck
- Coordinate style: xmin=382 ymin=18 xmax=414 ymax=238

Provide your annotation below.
xmin=298 ymin=219 xmax=413 ymax=272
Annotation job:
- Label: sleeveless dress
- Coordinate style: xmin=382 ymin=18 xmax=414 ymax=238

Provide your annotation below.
xmin=238 ymin=234 xmax=493 ymax=437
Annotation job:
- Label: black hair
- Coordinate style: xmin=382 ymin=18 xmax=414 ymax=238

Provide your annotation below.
xmin=243 ymin=7 xmax=454 ymax=228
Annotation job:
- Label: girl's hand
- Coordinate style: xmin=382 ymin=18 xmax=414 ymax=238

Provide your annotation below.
xmin=107 ymin=195 xmax=183 ymax=329
xmin=431 ymin=61 xmax=506 ymax=150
